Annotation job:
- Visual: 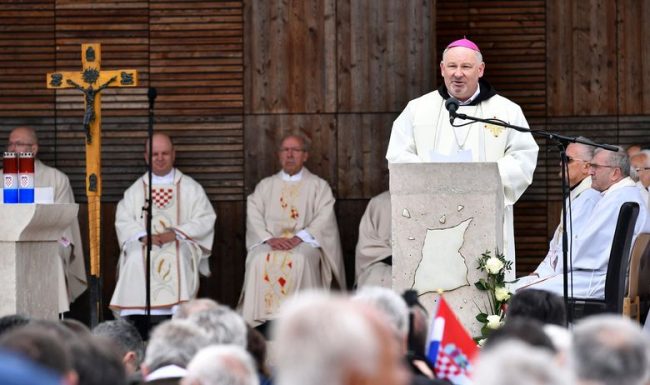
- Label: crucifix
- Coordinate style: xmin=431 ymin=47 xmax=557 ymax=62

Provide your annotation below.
xmin=46 ymin=43 xmax=138 ymax=325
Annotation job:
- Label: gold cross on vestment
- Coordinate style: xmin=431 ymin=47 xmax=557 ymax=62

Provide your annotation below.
xmin=46 ymin=43 xmax=138 ymax=283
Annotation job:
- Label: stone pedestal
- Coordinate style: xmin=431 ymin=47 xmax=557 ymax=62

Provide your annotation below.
xmin=390 ymin=163 xmax=504 ymax=337
xmin=0 ymin=204 xmax=78 ymax=320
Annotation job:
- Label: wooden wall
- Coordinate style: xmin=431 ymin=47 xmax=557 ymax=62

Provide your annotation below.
xmin=1 ymin=0 xmax=649 ymax=323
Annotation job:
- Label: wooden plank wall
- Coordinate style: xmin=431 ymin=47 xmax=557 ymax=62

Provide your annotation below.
xmin=1 ymin=0 xmax=650 ymax=323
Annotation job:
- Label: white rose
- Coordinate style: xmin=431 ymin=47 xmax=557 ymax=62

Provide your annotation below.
xmin=485 ymin=257 xmax=504 ymax=275
xmin=494 ymin=286 xmax=511 ymax=302
xmin=477 ymin=338 xmax=487 ymax=347
xmin=486 ymin=315 xmax=503 ymax=330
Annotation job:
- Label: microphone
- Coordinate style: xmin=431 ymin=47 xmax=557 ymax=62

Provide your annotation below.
xmin=445 ymin=97 xmax=460 ymax=125
xmin=148 ymin=87 xmax=157 ymax=109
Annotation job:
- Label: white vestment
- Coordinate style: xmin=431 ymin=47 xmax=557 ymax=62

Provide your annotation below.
xmin=386 ymin=86 xmax=539 ymax=278
xmin=636 ymin=180 xmax=650 ymax=209
xmin=240 ymin=168 xmax=345 ymax=326
xmin=355 ymin=190 xmax=392 ymax=288
xmin=110 ymin=169 xmax=216 ymax=314
xmin=514 ymin=176 xmax=600 ymax=290
xmin=2 ymin=160 xmax=88 ymax=313
xmin=525 ymin=177 xmax=648 ymax=299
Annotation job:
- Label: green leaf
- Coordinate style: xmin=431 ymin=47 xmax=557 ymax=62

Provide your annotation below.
xmin=476 ymin=313 xmax=488 ymax=323
xmin=474 ymin=281 xmax=487 ymax=291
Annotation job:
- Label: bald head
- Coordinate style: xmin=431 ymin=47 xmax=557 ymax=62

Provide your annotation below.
xmin=145 ymin=133 xmax=176 ymax=176
xmin=8 ymin=127 xmax=39 ymax=156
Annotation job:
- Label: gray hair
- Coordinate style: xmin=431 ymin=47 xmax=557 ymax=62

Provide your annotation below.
xmin=473 ymin=341 xmax=572 ymax=385
xmin=352 ymin=286 xmax=409 ymax=338
xmin=571 ymin=137 xmax=596 ymax=161
xmin=630 ymin=150 xmax=650 ymax=181
xmin=273 ymin=291 xmax=379 ymax=385
xmin=183 ymin=345 xmax=258 ymax=385
xmin=92 ymin=320 xmax=145 ymax=368
xmin=173 ymin=298 xmax=220 ymax=320
xmin=277 ymin=132 xmax=311 ymax=152
xmin=143 ymin=319 xmax=209 ymax=371
xmin=571 ymin=315 xmax=650 ymax=385
xmin=441 ymin=47 xmax=484 ymax=65
xmin=594 ymin=146 xmax=630 ymax=178
xmin=187 ymin=305 xmax=247 ymax=348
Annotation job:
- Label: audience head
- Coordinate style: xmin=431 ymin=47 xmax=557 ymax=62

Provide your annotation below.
xmin=0 ymin=349 xmax=63 ymax=385
xmin=627 ymin=144 xmax=642 ymax=157
xmin=273 ymin=291 xmax=410 ymax=385
xmin=402 ymin=290 xmax=429 ymax=357
xmin=145 ymin=132 xmax=176 ymax=176
xmin=473 ymin=340 xmax=572 ymax=385
xmin=352 ymin=286 xmax=409 ymax=340
xmin=565 ymin=140 xmax=595 ymax=187
xmin=173 ymin=298 xmax=220 ymax=320
xmin=0 ymin=314 xmax=30 ymax=337
xmin=507 ymin=289 xmax=567 ymax=326
xmin=589 ymin=147 xmax=629 ymax=192
xmin=630 ymin=150 xmax=650 ymax=188
xmin=277 ymin=133 xmax=310 ymax=176
xmin=7 ymin=126 xmax=39 ymax=156
xmin=571 ymin=315 xmax=650 ymax=385
xmin=440 ymin=38 xmax=484 ymax=102
xmin=92 ymin=320 xmax=145 ymax=376
xmin=482 ymin=317 xmax=556 ymax=354
xmin=70 ymin=335 xmax=127 ymax=385
xmin=142 ymin=319 xmax=209 ymax=376
xmin=182 ymin=345 xmax=258 ymax=385
xmin=186 ymin=305 xmax=248 ymax=348
xmin=0 ymin=324 xmax=76 ymax=384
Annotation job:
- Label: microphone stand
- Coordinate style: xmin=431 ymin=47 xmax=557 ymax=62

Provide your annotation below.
xmin=144 ymin=87 xmax=157 ymax=338
xmin=449 ymin=109 xmax=617 ymax=323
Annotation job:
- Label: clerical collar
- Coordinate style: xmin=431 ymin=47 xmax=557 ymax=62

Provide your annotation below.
xmin=458 ymin=86 xmax=481 ymax=105
xmin=151 ymin=169 xmax=175 ymax=184
xmin=280 ymin=168 xmax=304 ymax=181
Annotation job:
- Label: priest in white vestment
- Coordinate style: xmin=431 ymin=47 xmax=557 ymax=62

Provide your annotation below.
xmin=239 ymin=134 xmax=346 ymax=327
xmin=3 ymin=127 xmax=87 ymax=313
xmin=514 ymin=141 xmax=600 ymax=291
xmin=630 ymin=150 xmax=650 ymax=208
xmin=110 ymin=133 xmax=216 ymax=318
xmin=386 ymin=38 xmax=539 ymax=278
xmin=355 ymin=190 xmax=392 ymax=288
xmin=527 ymin=148 xmax=648 ymax=299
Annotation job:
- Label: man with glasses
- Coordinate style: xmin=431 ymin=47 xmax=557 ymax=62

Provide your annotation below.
xmin=3 ymin=126 xmax=87 ymax=313
xmin=630 ymin=150 xmax=650 ymax=207
xmin=239 ymin=133 xmax=345 ymax=329
xmin=515 ymin=141 xmax=601 ymax=292
xmin=523 ymin=147 xmax=647 ymax=299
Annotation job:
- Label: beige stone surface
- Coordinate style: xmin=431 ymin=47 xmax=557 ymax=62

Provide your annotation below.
xmin=390 ymin=163 xmax=504 ymax=337
xmin=0 ymin=204 xmax=78 ymax=320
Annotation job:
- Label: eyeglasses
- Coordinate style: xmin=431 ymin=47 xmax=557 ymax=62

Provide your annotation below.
xmin=567 ymin=156 xmax=589 ymax=163
xmin=589 ymin=163 xmax=619 ymax=170
xmin=634 ymin=167 xmax=650 ymax=173
xmin=279 ymin=147 xmax=305 ymax=154
xmin=7 ymin=141 xmax=34 ymax=147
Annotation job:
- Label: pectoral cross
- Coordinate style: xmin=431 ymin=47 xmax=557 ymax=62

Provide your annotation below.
xmin=46 ymin=43 xmax=138 ymax=325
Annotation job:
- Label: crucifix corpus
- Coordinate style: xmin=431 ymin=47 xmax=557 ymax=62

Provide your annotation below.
xmin=46 ymin=43 xmax=137 ymax=325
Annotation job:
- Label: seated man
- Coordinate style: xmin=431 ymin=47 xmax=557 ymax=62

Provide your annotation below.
xmin=239 ymin=133 xmax=345 ymax=327
xmin=630 ymin=150 xmax=650 ymax=206
xmin=515 ymin=141 xmax=601 ymax=290
xmin=355 ymin=190 xmax=392 ymax=288
xmin=110 ymin=133 xmax=216 ymax=325
xmin=3 ymin=126 xmax=87 ymax=313
xmin=525 ymin=147 xmax=647 ymax=299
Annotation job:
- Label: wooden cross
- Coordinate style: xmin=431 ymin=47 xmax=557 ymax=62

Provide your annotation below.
xmin=46 ymin=43 xmax=137 ymax=323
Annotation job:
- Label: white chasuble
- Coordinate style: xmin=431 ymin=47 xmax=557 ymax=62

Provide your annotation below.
xmin=355 ymin=190 xmax=392 ymax=288
xmin=240 ymin=168 xmax=345 ymax=326
xmin=110 ymin=170 xmax=216 ymax=313
xmin=386 ymin=90 xmax=539 ymax=278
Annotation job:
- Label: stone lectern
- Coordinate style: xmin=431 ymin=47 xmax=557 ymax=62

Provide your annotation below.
xmin=0 ymin=204 xmax=78 ymax=320
xmin=390 ymin=163 xmax=504 ymax=337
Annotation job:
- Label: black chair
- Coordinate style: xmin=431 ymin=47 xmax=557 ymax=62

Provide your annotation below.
xmin=569 ymin=202 xmax=640 ymax=319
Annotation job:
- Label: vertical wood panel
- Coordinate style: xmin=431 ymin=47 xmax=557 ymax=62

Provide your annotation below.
xmin=336 ymin=0 xmax=436 ymax=112
xmin=244 ymin=0 xmax=336 ymax=113
xmin=617 ymin=0 xmax=650 ymax=115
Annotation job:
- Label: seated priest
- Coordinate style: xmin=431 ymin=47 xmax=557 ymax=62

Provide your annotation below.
xmin=110 ymin=133 xmax=216 ymax=331
xmin=522 ymin=147 xmax=647 ymax=299
xmin=3 ymin=126 xmax=87 ymax=314
xmin=514 ymin=141 xmax=601 ymax=290
xmin=238 ymin=133 xmax=346 ymax=327
xmin=355 ymin=190 xmax=392 ymax=288
xmin=630 ymin=150 xmax=650 ymax=207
